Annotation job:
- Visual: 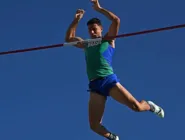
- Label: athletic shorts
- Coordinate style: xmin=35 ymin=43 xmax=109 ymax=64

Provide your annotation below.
xmin=88 ymin=74 xmax=119 ymax=97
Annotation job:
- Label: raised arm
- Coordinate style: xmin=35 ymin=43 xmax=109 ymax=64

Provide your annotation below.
xmin=65 ymin=9 xmax=85 ymax=49
xmin=91 ymin=0 xmax=120 ymax=41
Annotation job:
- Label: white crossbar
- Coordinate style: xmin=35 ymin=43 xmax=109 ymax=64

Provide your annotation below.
xmin=63 ymin=38 xmax=102 ymax=46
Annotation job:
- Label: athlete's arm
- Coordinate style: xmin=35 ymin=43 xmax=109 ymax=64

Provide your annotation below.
xmin=65 ymin=9 xmax=85 ymax=49
xmin=91 ymin=0 xmax=120 ymax=40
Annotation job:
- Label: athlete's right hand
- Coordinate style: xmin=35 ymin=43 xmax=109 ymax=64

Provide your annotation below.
xmin=75 ymin=9 xmax=85 ymax=20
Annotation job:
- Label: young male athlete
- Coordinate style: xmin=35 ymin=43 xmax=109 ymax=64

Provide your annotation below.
xmin=65 ymin=0 xmax=165 ymax=140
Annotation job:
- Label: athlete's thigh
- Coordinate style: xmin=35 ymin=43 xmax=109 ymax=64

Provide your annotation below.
xmin=109 ymin=83 xmax=139 ymax=108
xmin=88 ymin=92 xmax=106 ymax=124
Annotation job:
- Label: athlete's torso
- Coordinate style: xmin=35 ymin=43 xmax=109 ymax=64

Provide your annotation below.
xmin=84 ymin=40 xmax=115 ymax=81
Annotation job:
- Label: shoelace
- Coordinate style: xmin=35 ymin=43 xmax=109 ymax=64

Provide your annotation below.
xmin=156 ymin=107 xmax=162 ymax=115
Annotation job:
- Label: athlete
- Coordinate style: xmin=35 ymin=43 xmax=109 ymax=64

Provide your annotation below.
xmin=65 ymin=0 xmax=165 ymax=140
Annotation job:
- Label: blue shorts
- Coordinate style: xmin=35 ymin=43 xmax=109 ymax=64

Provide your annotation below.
xmin=88 ymin=74 xmax=119 ymax=97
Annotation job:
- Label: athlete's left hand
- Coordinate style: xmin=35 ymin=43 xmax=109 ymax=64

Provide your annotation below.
xmin=91 ymin=0 xmax=102 ymax=11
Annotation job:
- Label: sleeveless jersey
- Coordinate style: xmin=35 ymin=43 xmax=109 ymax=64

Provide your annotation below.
xmin=84 ymin=40 xmax=115 ymax=80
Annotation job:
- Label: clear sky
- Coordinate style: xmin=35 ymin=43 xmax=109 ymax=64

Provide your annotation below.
xmin=0 ymin=0 xmax=185 ymax=140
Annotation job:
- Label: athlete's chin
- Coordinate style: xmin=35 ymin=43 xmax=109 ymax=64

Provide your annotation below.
xmin=90 ymin=35 xmax=101 ymax=38
xmin=91 ymin=36 xmax=97 ymax=39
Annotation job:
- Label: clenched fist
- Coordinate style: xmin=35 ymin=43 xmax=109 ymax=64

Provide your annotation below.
xmin=91 ymin=0 xmax=102 ymax=11
xmin=75 ymin=9 xmax=85 ymax=20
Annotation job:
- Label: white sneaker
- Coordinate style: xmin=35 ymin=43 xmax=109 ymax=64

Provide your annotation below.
xmin=115 ymin=136 xmax=119 ymax=140
xmin=109 ymin=134 xmax=119 ymax=140
xmin=147 ymin=101 xmax=165 ymax=118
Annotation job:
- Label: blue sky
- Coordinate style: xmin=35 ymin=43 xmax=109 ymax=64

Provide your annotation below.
xmin=0 ymin=0 xmax=185 ymax=140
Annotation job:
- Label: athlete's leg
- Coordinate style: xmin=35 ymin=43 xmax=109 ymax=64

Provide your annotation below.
xmin=109 ymin=83 xmax=150 ymax=112
xmin=109 ymin=82 xmax=164 ymax=118
xmin=88 ymin=92 xmax=118 ymax=140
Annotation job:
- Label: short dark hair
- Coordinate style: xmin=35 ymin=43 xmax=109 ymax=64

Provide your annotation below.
xmin=87 ymin=18 xmax=102 ymax=26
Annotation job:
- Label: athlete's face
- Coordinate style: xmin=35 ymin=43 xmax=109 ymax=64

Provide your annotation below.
xmin=88 ymin=23 xmax=103 ymax=38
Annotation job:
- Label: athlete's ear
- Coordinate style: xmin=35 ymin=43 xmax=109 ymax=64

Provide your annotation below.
xmin=101 ymin=26 xmax=103 ymax=31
